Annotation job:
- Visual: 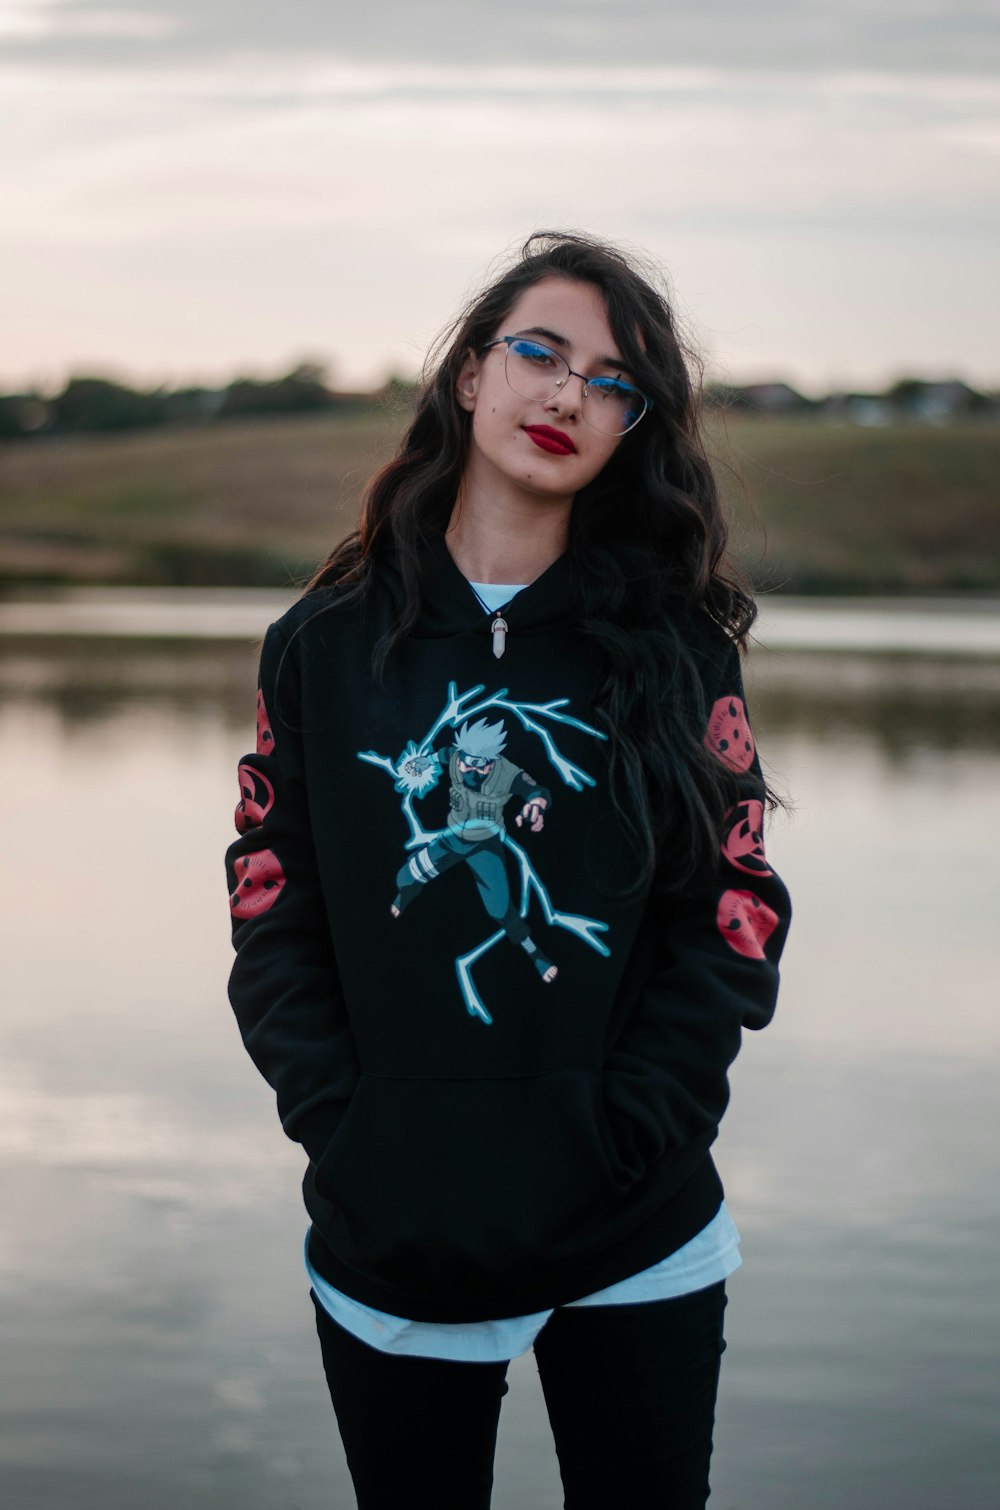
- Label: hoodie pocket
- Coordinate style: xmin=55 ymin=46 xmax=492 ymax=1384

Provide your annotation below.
xmin=315 ymin=1070 xmax=618 ymax=1295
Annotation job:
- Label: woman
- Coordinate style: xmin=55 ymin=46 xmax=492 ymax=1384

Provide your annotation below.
xmin=225 ymin=230 xmax=792 ymax=1510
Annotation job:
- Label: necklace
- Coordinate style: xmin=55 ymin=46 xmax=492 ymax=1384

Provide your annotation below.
xmin=468 ymin=584 xmax=513 ymax=660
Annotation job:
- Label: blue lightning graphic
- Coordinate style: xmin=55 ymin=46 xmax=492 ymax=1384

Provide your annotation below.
xmin=358 ymin=681 xmax=611 ymax=1023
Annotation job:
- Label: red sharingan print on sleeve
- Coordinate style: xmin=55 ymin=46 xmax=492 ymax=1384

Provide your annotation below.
xmin=235 ymin=762 xmax=275 ymax=834
xmin=716 ymin=889 xmax=779 ymax=959
xmin=230 ymin=850 xmax=286 ymax=918
xmin=720 ymin=800 xmax=772 ymax=878
xmin=704 ymin=695 xmax=755 ymax=773
xmin=257 ymin=689 xmax=274 ymax=755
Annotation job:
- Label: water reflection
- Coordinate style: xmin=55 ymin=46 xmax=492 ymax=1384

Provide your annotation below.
xmin=750 ymin=648 xmax=1000 ymax=759
xmin=2 ymin=635 xmax=998 ymax=1510
xmin=0 ymin=639 xmax=257 ymax=733
xmin=6 ymin=636 xmax=1000 ymax=757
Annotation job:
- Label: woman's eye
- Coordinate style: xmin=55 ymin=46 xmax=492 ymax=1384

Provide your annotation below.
xmin=516 ymin=343 xmax=556 ymax=367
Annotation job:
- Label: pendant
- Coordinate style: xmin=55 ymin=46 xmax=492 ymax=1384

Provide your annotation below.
xmin=491 ymin=613 xmax=508 ymax=659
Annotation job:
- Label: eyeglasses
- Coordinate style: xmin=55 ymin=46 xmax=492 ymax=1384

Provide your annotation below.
xmin=483 ymin=336 xmax=652 ymax=436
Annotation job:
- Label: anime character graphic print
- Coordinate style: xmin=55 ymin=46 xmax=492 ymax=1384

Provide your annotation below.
xmin=357 ymin=680 xmax=612 ymax=1024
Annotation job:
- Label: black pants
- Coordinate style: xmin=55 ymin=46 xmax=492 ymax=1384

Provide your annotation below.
xmin=311 ymin=1280 xmax=728 ymax=1510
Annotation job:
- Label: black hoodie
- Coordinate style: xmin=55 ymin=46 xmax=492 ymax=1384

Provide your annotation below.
xmin=225 ymin=532 xmax=792 ymax=1322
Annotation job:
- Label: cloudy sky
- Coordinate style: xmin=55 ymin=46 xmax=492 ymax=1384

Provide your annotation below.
xmin=2 ymin=0 xmax=998 ymax=396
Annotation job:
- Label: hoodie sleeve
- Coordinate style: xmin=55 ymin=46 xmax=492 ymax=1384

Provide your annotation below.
xmin=601 ymin=634 xmax=792 ymax=1186
xmin=225 ymin=621 xmax=359 ymax=1167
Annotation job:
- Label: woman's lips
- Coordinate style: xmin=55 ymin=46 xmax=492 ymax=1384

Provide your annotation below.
xmin=522 ymin=426 xmax=577 ymax=455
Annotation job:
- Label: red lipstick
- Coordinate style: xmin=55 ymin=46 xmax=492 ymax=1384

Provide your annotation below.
xmin=523 ymin=425 xmax=577 ymax=455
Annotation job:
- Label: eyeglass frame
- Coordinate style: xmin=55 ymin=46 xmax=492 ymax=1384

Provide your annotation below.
xmin=481 ymin=335 xmax=654 ymax=436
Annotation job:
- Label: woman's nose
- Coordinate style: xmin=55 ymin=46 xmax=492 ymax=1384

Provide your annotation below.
xmin=544 ymin=375 xmax=585 ymax=418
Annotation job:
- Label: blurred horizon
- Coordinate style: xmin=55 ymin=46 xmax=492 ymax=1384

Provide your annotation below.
xmin=1 ymin=353 xmax=996 ymax=408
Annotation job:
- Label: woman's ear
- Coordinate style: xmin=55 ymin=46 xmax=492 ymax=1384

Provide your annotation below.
xmin=455 ymin=349 xmax=481 ymax=413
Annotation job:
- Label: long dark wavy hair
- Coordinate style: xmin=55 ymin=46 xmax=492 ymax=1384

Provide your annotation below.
xmin=306 ymin=230 xmax=771 ymax=900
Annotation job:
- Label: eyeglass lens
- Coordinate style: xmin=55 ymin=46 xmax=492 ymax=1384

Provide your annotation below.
xmin=503 ymin=339 xmax=647 ymax=435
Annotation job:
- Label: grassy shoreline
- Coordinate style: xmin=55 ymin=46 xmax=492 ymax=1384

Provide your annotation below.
xmin=2 ymin=411 xmax=998 ymax=594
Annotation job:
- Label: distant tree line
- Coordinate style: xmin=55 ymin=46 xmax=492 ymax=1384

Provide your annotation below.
xmin=704 ymin=377 xmax=997 ymax=426
xmin=0 ymin=361 xmax=994 ymax=441
xmin=0 ymin=362 xmax=417 ymax=441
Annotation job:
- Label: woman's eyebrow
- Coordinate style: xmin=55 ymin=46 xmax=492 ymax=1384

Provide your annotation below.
xmin=513 ymin=326 xmax=633 ymax=375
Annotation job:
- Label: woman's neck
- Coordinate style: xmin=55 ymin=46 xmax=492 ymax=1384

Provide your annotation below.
xmin=444 ymin=485 xmax=571 ymax=586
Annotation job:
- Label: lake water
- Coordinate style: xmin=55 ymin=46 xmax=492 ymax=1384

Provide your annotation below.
xmin=2 ymin=599 xmax=998 ymax=1510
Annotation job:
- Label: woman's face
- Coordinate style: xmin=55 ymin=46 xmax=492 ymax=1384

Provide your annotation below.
xmin=456 ymin=276 xmax=631 ymax=507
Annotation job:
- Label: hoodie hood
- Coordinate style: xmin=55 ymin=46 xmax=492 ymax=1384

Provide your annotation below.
xmin=378 ymin=528 xmax=576 ymax=641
